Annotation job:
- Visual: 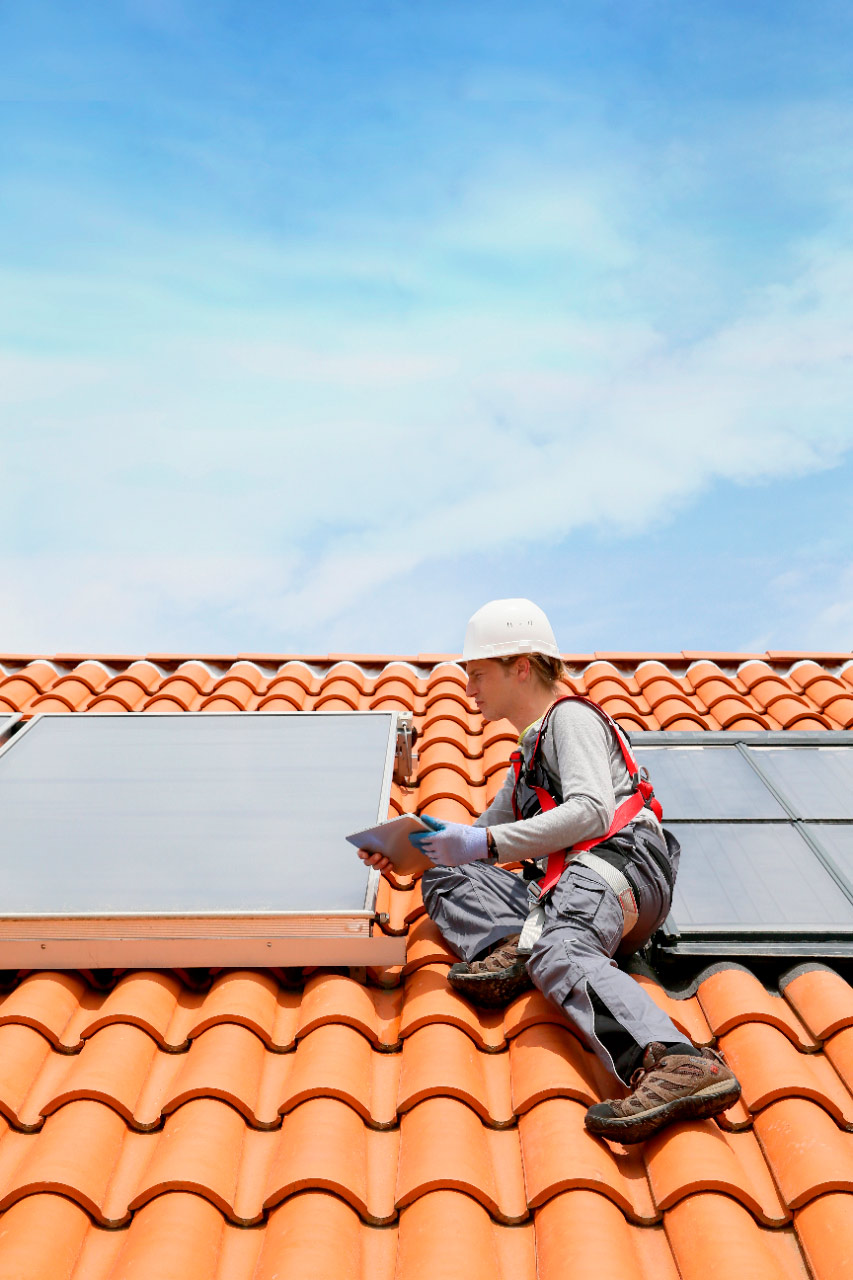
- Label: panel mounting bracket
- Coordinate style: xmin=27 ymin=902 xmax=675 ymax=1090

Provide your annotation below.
xmin=393 ymin=712 xmax=419 ymax=787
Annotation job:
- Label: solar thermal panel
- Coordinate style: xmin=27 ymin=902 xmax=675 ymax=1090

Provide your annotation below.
xmin=669 ymin=823 xmax=853 ymax=933
xmin=0 ymin=712 xmax=406 ymax=968
xmin=747 ymin=746 xmax=853 ymax=820
xmin=804 ymin=825 xmax=853 ymax=884
xmin=633 ymin=744 xmax=786 ymax=820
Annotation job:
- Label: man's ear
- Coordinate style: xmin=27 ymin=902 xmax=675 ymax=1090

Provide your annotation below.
xmin=515 ymin=656 xmax=531 ymax=682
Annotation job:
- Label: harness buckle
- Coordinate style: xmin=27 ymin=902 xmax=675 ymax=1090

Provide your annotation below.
xmin=527 ymin=880 xmax=544 ymax=904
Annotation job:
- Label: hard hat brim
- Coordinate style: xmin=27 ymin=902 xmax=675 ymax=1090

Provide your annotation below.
xmin=461 ymin=639 xmax=562 ymax=662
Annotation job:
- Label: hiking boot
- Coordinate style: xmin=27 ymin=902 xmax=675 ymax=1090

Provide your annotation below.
xmin=447 ymin=934 xmax=533 ymax=1007
xmin=584 ymin=1042 xmax=741 ymax=1144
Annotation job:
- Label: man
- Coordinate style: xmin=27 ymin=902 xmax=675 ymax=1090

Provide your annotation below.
xmin=399 ymin=600 xmax=740 ymax=1142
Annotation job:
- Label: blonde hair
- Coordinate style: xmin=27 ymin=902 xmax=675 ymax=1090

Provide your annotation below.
xmin=496 ymin=653 xmax=572 ymax=692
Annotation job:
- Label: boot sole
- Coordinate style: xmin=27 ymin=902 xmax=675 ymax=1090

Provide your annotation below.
xmin=447 ymin=963 xmax=533 ymax=1008
xmin=584 ymin=1078 xmax=742 ymax=1144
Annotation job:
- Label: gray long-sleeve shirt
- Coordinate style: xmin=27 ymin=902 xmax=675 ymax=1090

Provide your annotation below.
xmin=474 ymin=699 xmax=662 ymax=862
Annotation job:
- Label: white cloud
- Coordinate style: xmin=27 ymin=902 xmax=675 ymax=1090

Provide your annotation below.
xmin=2 ymin=146 xmax=853 ymax=651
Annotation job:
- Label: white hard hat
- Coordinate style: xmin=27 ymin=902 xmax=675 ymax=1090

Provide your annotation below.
xmin=462 ymin=598 xmax=561 ymax=662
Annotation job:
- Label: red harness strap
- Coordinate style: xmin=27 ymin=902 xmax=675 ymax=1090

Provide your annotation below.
xmin=509 ymin=695 xmax=663 ymax=900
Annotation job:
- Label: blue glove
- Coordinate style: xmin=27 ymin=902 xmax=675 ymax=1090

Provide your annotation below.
xmin=409 ymin=815 xmax=489 ymax=866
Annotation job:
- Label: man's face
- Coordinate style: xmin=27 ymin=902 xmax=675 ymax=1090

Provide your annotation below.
xmin=464 ymin=658 xmax=517 ymax=722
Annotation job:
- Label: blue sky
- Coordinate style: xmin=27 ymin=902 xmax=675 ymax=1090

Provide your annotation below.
xmin=1 ymin=0 xmax=852 ymax=655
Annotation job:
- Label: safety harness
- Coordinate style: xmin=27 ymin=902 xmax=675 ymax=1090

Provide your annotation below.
xmin=509 ymin=695 xmax=662 ymax=946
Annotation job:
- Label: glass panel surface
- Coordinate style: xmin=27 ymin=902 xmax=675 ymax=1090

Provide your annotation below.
xmin=804 ymin=825 xmax=853 ymax=883
xmin=669 ymin=823 xmax=853 ymax=931
xmin=633 ymin=746 xmax=786 ymax=820
xmin=0 ymin=714 xmax=393 ymax=914
xmin=749 ymin=747 xmax=853 ymax=820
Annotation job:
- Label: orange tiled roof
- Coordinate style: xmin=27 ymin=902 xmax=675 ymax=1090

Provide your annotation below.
xmin=0 ymin=652 xmax=852 ymax=1276
xmin=2 ymin=651 xmax=853 ymax=728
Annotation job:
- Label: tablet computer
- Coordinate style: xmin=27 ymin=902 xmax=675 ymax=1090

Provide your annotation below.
xmin=346 ymin=814 xmax=433 ymax=876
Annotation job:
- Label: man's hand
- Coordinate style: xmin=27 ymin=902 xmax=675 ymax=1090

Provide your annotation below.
xmin=409 ymin=815 xmax=488 ymax=866
xmin=357 ymin=848 xmax=393 ymax=874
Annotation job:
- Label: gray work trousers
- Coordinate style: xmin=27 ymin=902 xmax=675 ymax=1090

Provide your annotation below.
xmin=422 ymin=825 xmax=689 ymax=1084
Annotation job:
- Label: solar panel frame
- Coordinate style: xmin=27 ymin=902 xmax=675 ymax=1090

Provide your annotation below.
xmin=631 ymin=731 xmax=853 ymax=746
xmin=0 ymin=711 xmax=405 ymax=968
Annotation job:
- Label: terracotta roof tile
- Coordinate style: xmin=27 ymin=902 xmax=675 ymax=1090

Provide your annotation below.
xmin=417 ymin=739 xmax=478 ymax=782
xmin=396 ymin=1098 xmax=527 ymax=1221
xmin=633 ymin=662 xmax=691 ymax=709
xmin=719 ymin=1023 xmax=853 ymax=1126
xmin=376 ymin=878 xmax=416 ymax=935
xmin=297 ymin=973 xmax=403 ymax=1050
xmin=421 ymin=695 xmax=480 ymax=735
xmin=397 ymin=1190 xmax=535 ymax=1280
xmin=534 ymin=1189 xmax=677 ymax=1280
xmin=503 ymin=988 xmax=575 ymax=1040
xmin=0 ymin=972 xmax=91 ymax=1049
xmin=36 ymin=1023 xmax=165 ymax=1129
xmin=509 ymin=1023 xmax=609 ymax=1113
xmin=629 ymin=975 xmax=714 ymax=1046
xmin=644 ymin=1120 xmax=789 ymax=1224
xmin=0 ymin=1026 xmax=55 ymax=1132
xmin=29 ymin=662 xmax=110 ymax=713
xmin=709 ymin=698 xmax=771 ymax=729
xmin=698 ymin=969 xmax=819 ymax=1051
xmin=654 ymin=698 xmax=709 ymax=729
xmin=821 ymin=1026 xmax=853 ymax=1098
xmin=402 ymin=916 xmax=457 ymax=972
xmin=266 ymin=1098 xmax=399 ymax=1223
xmin=398 ymin=1023 xmax=512 ymax=1125
xmin=518 ymin=1099 xmax=657 ymax=1221
xmin=794 ymin=1192 xmax=853 ymax=1280
xmin=754 ymin=1099 xmax=853 ymax=1209
xmin=789 ymin=662 xmax=851 ymax=705
xmin=399 ymin=966 xmax=506 ymax=1051
xmin=663 ymin=1193 xmax=808 ymax=1280
xmin=823 ymin=695 xmax=853 ymax=727
xmin=417 ymin=768 xmax=481 ymax=815
xmin=582 ymin=661 xmax=634 ymax=698
xmin=401 ymin=878 xmax=427 ymax=924
xmin=199 ymin=689 xmax=259 ymax=712
xmin=371 ymin=681 xmax=418 ymax=712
